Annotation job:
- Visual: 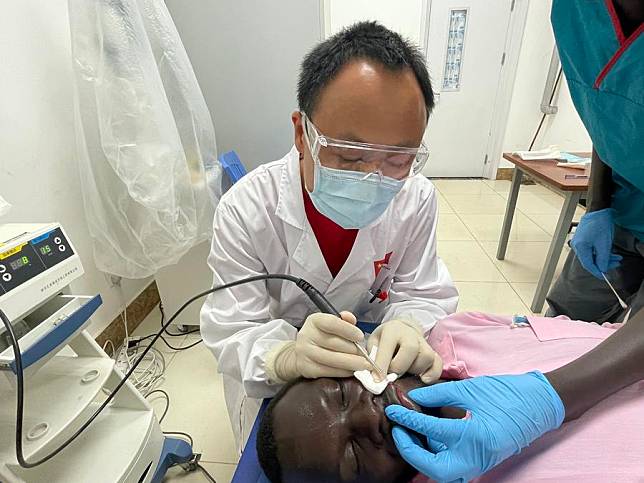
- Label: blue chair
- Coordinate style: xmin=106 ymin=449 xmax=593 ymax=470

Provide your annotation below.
xmin=219 ymin=150 xmax=248 ymax=185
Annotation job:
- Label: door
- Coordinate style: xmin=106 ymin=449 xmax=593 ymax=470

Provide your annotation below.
xmin=423 ymin=0 xmax=513 ymax=177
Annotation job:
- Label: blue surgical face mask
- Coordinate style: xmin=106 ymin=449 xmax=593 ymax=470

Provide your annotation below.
xmin=308 ymin=163 xmax=406 ymax=229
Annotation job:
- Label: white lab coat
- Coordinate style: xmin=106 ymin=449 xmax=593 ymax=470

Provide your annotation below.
xmin=200 ymin=146 xmax=458 ymax=447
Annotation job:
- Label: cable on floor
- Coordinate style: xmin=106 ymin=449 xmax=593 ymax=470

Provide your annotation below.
xmin=114 ymin=337 xmax=166 ymax=395
xmin=132 ymin=301 xmax=203 ymax=352
xmin=160 ymin=301 xmax=201 ymax=337
xmin=198 ymin=463 xmax=218 ymax=483
xmin=146 ymin=389 xmax=170 ymax=423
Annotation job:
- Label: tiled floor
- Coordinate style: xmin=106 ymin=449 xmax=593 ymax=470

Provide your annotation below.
xmin=140 ymin=178 xmax=583 ymax=482
xmin=434 ymin=179 xmax=580 ymax=315
xmin=130 ymin=313 xmax=239 ymax=482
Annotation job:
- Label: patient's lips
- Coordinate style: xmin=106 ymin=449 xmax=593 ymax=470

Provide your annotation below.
xmin=394 ymin=383 xmax=422 ymax=412
xmin=383 ymin=382 xmax=422 ymax=412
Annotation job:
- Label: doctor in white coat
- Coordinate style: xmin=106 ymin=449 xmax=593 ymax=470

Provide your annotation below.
xmin=200 ymin=21 xmax=458 ymax=445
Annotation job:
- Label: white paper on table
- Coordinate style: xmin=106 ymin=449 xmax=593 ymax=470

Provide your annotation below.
xmin=513 ymin=145 xmax=561 ymax=160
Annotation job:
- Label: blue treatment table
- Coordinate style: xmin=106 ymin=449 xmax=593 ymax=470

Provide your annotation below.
xmin=231 ymin=322 xmax=378 ymax=482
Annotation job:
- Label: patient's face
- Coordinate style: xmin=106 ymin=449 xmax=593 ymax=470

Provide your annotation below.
xmin=271 ymin=376 xmax=431 ymax=483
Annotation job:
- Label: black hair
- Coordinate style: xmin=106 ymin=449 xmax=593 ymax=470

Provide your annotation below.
xmin=297 ymin=21 xmax=434 ymax=119
xmin=256 ymin=379 xmax=303 ymax=483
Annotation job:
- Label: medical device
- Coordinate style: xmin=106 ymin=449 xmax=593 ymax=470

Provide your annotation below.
xmin=0 ymin=223 xmax=192 ymax=483
xmin=268 ymin=274 xmax=384 ymax=378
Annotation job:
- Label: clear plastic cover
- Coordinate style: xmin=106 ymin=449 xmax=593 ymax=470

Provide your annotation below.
xmin=0 ymin=194 xmax=11 ymax=218
xmin=68 ymin=0 xmax=221 ymax=278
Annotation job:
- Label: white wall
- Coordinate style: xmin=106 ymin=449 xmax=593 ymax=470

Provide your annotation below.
xmin=500 ymin=0 xmax=591 ymax=167
xmin=165 ymin=0 xmax=323 ymax=172
xmin=325 ymin=0 xmax=425 ymax=46
xmin=0 ymin=2 xmax=151 ymax=336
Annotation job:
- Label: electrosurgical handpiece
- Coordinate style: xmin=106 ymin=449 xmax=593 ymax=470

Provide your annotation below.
xmin=296 ymin=278 xmax=388 ymax=379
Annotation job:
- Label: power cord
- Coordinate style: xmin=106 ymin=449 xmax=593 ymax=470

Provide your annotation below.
xmin=198 ymin=463 xmax=218 ymax=483
xmin=160 ymin=301 xmax=200 ymax=337
xmin=146 ymin=371 xmax=216 ymax=482
xmin=130 ymin=331 xmax=203 ymax=351
xmin=1 ymin=273 xmax=339 ymax=468
xmin=119 ymin=341 xmax=166 ymax=394
xmin=146 ymin=389 xmax=170 ymax=424
xmin=128 ymin=302 xmax=202 ymax=352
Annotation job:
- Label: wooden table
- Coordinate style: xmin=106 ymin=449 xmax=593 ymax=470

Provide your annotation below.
xmin=497 ymin=152 xmax=590 ymax=312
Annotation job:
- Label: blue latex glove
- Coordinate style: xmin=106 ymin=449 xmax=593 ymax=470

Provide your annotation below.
xmin=571 ymin=208 xmax=622 ymax=279
xmin=385 ymin=372 xmax=565 ymax=482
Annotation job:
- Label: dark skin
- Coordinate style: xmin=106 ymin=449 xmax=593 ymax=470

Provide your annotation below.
xmin=272 ymin=376 xmax=463 ymax=483
xmin=545 ymin=1 xmax=644 ymax=421
xmin=613 ymin=0 xmax=644 ymax=36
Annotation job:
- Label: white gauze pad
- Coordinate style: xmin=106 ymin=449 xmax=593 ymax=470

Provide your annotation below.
xmin=353 ymin=346 xmax=398 ymax=395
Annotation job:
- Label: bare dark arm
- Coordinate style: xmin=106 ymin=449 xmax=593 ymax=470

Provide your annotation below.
xmin=550 ymin=1 xmax=644 ymax=421
xmin=546 ymin=308 xmax=644 ymax=421
xmin=587 ymin=149 xmax=613 ymax=212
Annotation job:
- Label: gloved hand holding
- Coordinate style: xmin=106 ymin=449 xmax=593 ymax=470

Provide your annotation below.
xmin=571 ymin=208 xmax=622 ymax=279
xmin=385 ymin=371 xmax=565 ymax=482
xmin=265 ymin=311 xmax=372 ymax=382
xmin=368 ymin=319 xmax=442 ymax=383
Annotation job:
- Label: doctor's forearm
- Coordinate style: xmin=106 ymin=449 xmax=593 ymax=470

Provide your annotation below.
xmin=545 ymin=308 xmax=644 ymax=421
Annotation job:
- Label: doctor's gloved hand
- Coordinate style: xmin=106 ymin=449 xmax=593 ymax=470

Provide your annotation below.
xmin=571 ymin=208 xmax=622 ymax=279
xmin=265 ymin=311 xmax=372 ymax=382
xmin=368 ymin=319 xmax=442 ymax=383
xmin=385 ymin=372 xmax=565 ymax=482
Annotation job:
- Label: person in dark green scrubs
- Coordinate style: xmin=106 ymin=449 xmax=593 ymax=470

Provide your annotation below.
xmin=546 ymin=0 xmax=643 ymax=322
xmin=384 ymin=2 xmax=644 ymax=481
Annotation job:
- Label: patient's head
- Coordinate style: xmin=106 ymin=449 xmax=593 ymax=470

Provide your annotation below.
xmin=257 ymin=376 xmax=455 ymax=483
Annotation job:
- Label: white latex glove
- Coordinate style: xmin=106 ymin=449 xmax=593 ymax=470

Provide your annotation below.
xmin=265 ymin=311 xmax=372 ymax=383
xmin=368 ymin=319 xmax=442 ymax=384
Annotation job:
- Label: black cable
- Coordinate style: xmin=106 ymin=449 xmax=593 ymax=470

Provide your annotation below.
xmin=0 ymin=308 xmax=27 ymax=470
xmin=132 ymin=330 xmax=202 ymax=351
xmin=160 ymin=301 xmax=200 ymax=337
xmin=163 ymin=431 xmax=194 ymax=448
xmin=159 ymin=336 xmax=203 ymax=351
xmin=146 ymin=389 xmax=170 ymax=423
xmin=2 ymin=273 xmax=337 ymax=468
xmin=528 ymin=67 xmax=563 ymax=151
xmin=198 ymin=463 xmax=218 ymax=483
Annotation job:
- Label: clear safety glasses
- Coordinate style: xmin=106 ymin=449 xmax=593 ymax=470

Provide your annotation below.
xmin=302 ymin=113 xmax=429 ymax=181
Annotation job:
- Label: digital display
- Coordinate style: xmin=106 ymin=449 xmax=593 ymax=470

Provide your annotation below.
xmin=0 ymin=227 xmax=73 ymax=295
xmin=9 ymin=256 xmax=29 ymax=271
